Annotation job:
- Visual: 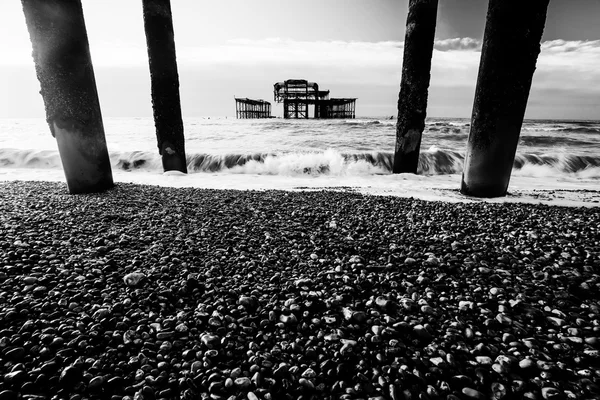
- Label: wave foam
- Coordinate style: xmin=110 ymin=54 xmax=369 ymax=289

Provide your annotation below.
xmin=1 ymin=147 xmax=599 ymax=179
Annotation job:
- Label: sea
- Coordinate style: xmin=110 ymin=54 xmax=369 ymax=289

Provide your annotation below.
xmin=1 ymin=117 xmax=599 ymax=204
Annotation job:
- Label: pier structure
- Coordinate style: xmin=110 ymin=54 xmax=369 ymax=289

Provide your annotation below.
xmin=21 ymin=0 xmax=114 ymax=194
xmin=235 ymin=98 xmax=272 ymax=119
xmin=316 ymin=98 xmax=357 ymax=119
xmin=142 ymin=0 xmax=187 ymax=174
xmin=394 ymin=0 xmax=549 ymax=198
xmin=461 ymin=0 xmax=549 ymax=197
xmin=393 ymin=0 xmax=438 ymax=174
xmin=274 ymin=79 xmax=356 ymax=119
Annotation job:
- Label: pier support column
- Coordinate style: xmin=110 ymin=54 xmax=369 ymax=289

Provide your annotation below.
xmin=461 ymin=0 xmax=549 ymax=197
xmin=393 ymin=0 xmax=438 ymax=174
xmin=283 ymin=100 xmax=289 ymax=119
xmin=142 ymin=0 xmax=187 ymax=173
xmin=21 ymin=0 xmax=114 ymax=194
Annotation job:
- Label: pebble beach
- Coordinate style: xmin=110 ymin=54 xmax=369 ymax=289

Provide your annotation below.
xmin=0 ymin=181 xmax=599 ymax=400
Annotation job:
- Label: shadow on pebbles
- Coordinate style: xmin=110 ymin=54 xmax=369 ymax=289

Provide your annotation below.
xmin=0 ymin=181 xmax=599 ymax=400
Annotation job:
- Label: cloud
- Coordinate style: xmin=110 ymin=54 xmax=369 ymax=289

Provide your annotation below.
xmin=541 ymin=39 xmax=600 ymax=53
xmin=434 ymin=38 xmax=482 ymax=51
xmin=179 ymin=38 xmax=403 ymax=70
xmin=534 ymin=40 xmax=600 ymax=91
xmin=2 ymin=36 xmax=599 ymax=118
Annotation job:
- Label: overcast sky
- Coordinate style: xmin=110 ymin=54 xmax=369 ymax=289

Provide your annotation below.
xmin=0 ymin=0 xmax=599 ymax=119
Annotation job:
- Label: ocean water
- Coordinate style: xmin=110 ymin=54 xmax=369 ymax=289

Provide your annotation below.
xmin=1 ymin=117 xmax=599 ymax=203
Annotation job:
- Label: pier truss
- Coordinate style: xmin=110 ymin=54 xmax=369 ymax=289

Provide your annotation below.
xmin=235 ymin=98 xmax=272 ymax=119
xmin=274 ymin=79 xmax=356 ymax=119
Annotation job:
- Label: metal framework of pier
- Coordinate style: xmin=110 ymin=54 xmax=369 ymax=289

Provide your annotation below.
xmin=235 ymin=98 xmax=271 ymax=119
xmin=274 ymin=79 xmax=356 ymax=119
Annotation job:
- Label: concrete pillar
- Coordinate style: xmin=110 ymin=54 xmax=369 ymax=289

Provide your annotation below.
xmin=21 ymin=0 xmax=114 ymax=194
xmin=461 ymin=0 xmax=549 ymax=197
xmin=142 ymin=0 xmax=187 ymax=173
xmin=393 ymin=0 xmax=438 ymax=174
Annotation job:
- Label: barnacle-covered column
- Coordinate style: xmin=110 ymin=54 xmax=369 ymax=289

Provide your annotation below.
xmin=142 ymin=0 xmax=187 ymax=173
xmin=22 ymin=0 xmax=114 ymax=194
xmin=393 ymin=0 xmax=438 ymax=174
xmin=461 ymin=0 xmax=549 ymax=197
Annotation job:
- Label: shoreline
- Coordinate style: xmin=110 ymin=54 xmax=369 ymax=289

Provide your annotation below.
xmin=1 ymin=173 xmax=600 ymax=208
xmin=0 ymin=181 xmax=599 ymax=399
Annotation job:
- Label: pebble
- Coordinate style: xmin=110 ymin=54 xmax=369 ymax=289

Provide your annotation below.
xmin=239 ymin=295 xmax=258 ymax=310
xmin=123 ymin=272 xmax=145 ymax=287
xmin=4 ymin=347 xmax=25 ymax=361
xmin=280 ymin=314 xmax=297 ymax=325
xmin=59 ymin=365 xmax=82 ymax=386
xmin=23 ymin=276 xmax=38 ymax=285
xmin=3 ymin=371 xmax=26 ymax=386
xmin=462 ymin=387 xmax=486 ymax=400
xmin=475 ymin=356 xmax=492 ymax=365
xmin=547 ymin=316 xmax=566 ymax=327
xmin=301 ymin=368 xmax=317 ymax=378
xmin=299 ymin=378 xmax=314 ymax=390
xmin=235 ymin=377 xmax=252 ymax=389
xmin=541 ymin=387 xmax=563 ymax=399
xmin=459 ymin=301 xmax=474 ymax=310
xmin=520 ymin=359 xmax=535 ymax=369
xmin=414 ymin=324 xmax=433 ymax=339
xmin=200 ymin=333 xmax=220 ymax=348
xmin=375 ymin=296 xmax=389 ymax=309
xmin=491 ymin=382 xmax=507 ymax=399
xmin=1 ymin=182 xmax=599 ymax=400
xmin=88 ymin=376 xmax=104 ymax=390
xmin=0 ymin=391 xmax=17 ymax=400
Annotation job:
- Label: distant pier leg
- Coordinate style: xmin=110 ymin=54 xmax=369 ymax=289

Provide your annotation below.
xmin=21 ymin=0 xmax=114 ymax=194
xmin=142 ymin=0 xmax=187 ymax=173
xmin=461 ymin=0 xmax=549 ymax=197
xmin=393 ymin=0 xmax=438 ymax=174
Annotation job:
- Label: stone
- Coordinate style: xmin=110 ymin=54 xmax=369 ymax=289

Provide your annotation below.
xmin=414 ymin=324 xmax=432 ymax=339
xmin=301 ymin=368 xmax=317 ymax=378
xmin=491 ymin=382 xmax=507 ymax=399
xmin=200 ymin=333 xmax=221 ymax=348
xmin=235 ymin=377 xmax=251 ymax=389
xmin=59 ymin=365 xmax=82 ymax=387
xmin=123 ymin=272 xmax=145 ymax=287
xmin=541 ymin=387 xmax=564 ymax=399
xmin=519 ymin=359 xmax=535 ymax=369
xmin=0 ymin=391 xmax=18 ymax=400
xmin=462 ymin=387 xmax=486 ymax=400
xmin=4 ymin=347 xmax=25 ymax=361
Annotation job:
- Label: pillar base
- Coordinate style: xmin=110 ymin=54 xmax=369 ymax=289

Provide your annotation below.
xmin=460 ymin=178 xmax=508 ymax=198
xmin=53 ymin=120 xmax=114 ymax=194
xmin=160 ymin=141 xmax=187 ymax=173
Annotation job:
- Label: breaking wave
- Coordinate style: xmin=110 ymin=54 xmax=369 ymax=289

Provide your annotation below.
xmin=2 ymin=147 xmax=599 ymax=178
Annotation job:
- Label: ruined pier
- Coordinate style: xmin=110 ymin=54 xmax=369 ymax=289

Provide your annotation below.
xmin=274 ymin=80 xmax=356 ymax=119
xmin=235 ymin=98 xmax=272 ymax=119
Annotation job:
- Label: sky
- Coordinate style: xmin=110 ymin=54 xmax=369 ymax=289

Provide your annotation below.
xmin=0 ymin=0 xmax=599 ymax=119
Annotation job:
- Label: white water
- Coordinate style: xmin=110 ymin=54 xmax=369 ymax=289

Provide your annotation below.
xmin=1 ymin=117 xmax=599 ymax=207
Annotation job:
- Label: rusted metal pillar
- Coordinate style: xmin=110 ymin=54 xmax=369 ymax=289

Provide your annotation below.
xmin=142 ymin=0 xmax=187 ymax=173
xmin=393 ymin=0 xmax=438 ymax=174
xmin=21 ymin=0 xmax=114 ymax=194
xmin=461 ymin=0 xmax=549 ymax=197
